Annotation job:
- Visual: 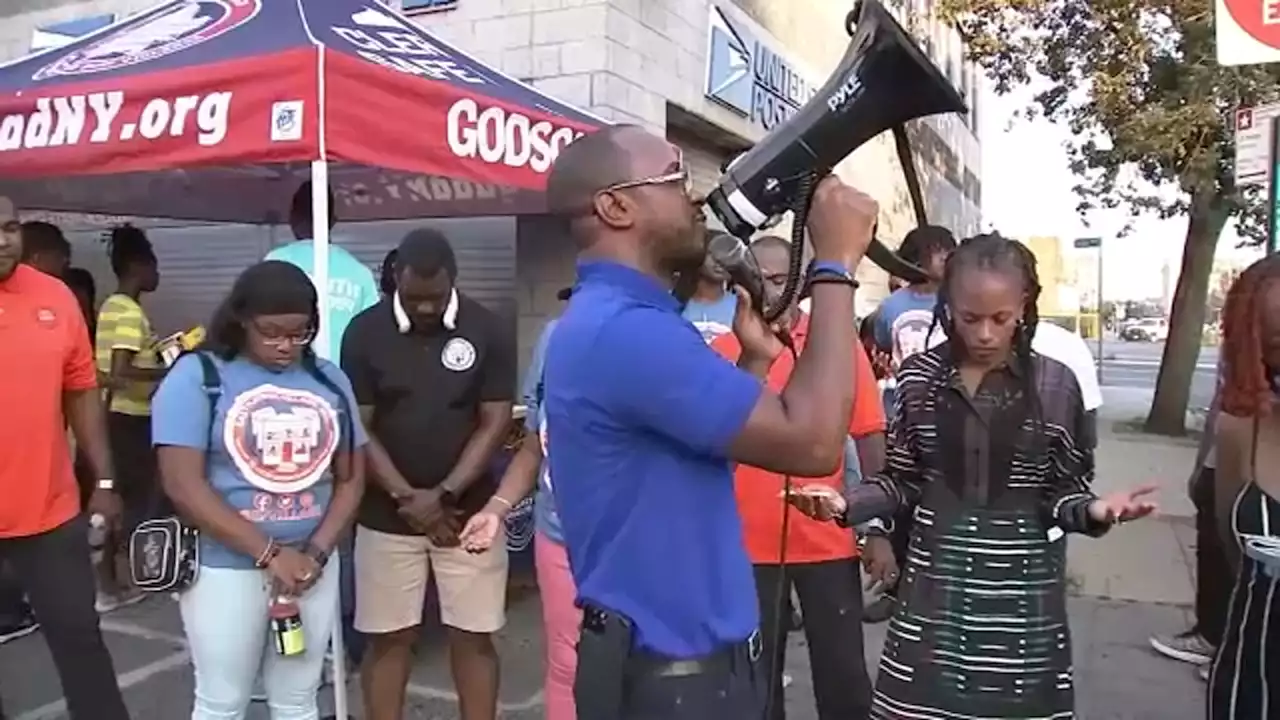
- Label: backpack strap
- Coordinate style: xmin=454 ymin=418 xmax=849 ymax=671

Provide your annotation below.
xmin=191 ymin=351 xmax=223 ymax=449
xmin=300 ymin=354 xmax=353 ymax=455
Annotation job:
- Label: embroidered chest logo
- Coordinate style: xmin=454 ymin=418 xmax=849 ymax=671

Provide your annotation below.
xmin=223 ymin=384 xmax=339 ymax=494
xmin=441 ymin=337 xmax=476 ymax=371
xmin=34 ymin=307 xmax=58 ymax=328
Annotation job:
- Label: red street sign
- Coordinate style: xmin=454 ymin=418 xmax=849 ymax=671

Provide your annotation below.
xmin=1239 ymin=108 xmax=1255 ymax=131
xmin=1224 ymin=0 xmax=1280 ymax=48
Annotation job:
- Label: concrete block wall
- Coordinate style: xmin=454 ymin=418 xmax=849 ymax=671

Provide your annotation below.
xmin=0 ymin=0 xmax=155 ymax=62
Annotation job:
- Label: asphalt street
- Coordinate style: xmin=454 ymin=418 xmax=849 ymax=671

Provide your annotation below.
xmin=1092 ymin=338 xmax=1218 ymax=415
xmin=0 ymin=587 xmax=1204 ymax=720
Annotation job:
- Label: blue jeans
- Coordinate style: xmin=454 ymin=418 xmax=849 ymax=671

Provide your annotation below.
xmin=180 ymin=558 xmax=339 ymax=720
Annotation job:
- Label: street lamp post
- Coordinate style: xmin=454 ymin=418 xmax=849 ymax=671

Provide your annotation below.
xmin=1075 ymin=237 xmax=1104 ymax=383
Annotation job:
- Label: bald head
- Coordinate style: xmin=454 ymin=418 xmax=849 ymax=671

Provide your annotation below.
xmin=750 ymin=235 xmax=793 ymax=273
xmin=546 ymin=125 xmax=645 ymax=220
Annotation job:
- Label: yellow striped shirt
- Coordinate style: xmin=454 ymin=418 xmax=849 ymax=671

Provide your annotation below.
xmin=94 ymin=294 xmax=160 ymax=416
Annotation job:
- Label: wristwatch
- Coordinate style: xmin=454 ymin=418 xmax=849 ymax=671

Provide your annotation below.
xmin=303 ymin=541 xmax=330 ymax=567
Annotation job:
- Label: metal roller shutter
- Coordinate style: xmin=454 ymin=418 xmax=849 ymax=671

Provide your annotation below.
xmin=316 ymin=217 xmax=517 ymax=324
xmin=66 ymin=221 xmax=273 ymax=337
xmin=63 ymin=218 xmax=515 ymax=337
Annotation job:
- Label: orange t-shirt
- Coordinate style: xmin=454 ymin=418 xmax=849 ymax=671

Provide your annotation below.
xmin=0 ymin=264 xmax=97 ymax=538
xmin=711 ymin=314 xmax=887 ymax=564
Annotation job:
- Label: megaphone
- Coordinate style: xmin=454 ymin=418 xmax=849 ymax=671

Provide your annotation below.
xmin=704 ymin=0 xmax=968 ymax=321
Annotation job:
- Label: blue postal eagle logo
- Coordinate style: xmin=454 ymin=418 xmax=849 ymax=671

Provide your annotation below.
xmin=33 ymin=0 xmax=262 ymax=81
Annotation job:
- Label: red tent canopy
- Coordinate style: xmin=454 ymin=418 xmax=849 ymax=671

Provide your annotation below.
xmin=0 ymin=0 xmax=604 ymax=222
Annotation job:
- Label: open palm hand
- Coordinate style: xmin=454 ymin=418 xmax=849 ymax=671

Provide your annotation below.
xmin=1088 ymin=484 xmax=1159 ymax=525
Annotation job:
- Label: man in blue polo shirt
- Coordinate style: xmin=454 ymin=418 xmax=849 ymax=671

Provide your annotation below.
xmin=541 ymin=125 xmax=879 ymax=719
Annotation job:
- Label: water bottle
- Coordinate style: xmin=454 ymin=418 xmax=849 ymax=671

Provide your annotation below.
xmin=88 ymin=513 xmax=107 ymax=551
xmin=269 ymin=596 xmax=305 ymax=656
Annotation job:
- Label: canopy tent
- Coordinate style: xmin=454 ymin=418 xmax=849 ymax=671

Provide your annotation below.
xmin=0 ymin=5 xmax=604 ymax=716
xmin=0 ymin=0 xmax=604 ymax=223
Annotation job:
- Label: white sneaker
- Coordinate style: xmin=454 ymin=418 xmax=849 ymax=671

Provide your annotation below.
xmin=1149 ymin=631 xmax=1215 ymax=665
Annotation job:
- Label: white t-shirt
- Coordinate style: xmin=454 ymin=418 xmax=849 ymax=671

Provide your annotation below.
xmin=1033 ymin=322 xmax=1103 ymax=412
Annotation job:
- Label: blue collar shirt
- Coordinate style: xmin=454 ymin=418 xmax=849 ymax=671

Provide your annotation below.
xmin=543 ymin=261 xmax=763 ymax=658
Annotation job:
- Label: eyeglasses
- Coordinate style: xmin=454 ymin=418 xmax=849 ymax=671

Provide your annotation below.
xmin=251 ymin=322 xmax=315 ymax=348
xmin=598 ymin=149 xmax=693 ymax=198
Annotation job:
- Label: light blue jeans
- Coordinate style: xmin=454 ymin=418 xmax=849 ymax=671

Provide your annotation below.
xmin=180 ymin=557 xmax=339 ymax=720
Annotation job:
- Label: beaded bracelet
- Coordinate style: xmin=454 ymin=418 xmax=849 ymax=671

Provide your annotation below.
xmin=255 ymin=538 xmax=280 ymax=568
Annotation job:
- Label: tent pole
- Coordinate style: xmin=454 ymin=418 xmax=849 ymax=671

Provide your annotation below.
xmin=309 ymin=158 xmax=350 ymax=720
xmin=311 ymin=160 xmax=332 ymax=363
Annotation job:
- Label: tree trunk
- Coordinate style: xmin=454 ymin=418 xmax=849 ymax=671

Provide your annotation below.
xmin=1143 ymin=191 xmax=1229 ymax=435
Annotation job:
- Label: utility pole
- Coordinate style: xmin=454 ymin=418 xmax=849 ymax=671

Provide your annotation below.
xmin=1074 ymin=237 xmax=1104 ymax=383
xmin=1269 ymin=116 xmax=1280 ymax=255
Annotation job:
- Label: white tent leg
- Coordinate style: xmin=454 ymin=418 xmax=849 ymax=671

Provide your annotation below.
xmin=309 ymin=159 xmax=349 ymax=720
xmin=311 ymin=160 xmax=332 ymax=362
xmin=328 ymin=556 xmax=350 ymax=720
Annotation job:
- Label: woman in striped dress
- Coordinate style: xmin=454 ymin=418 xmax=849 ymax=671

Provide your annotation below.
xmin=1207 ymin=255 xmax=1280 ymax=719
xmin=788 ymin=233 xmax=1157 ymax=719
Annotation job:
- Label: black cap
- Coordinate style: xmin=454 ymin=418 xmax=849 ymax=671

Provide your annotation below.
xmin=556 ymin=286 xmax=573 ymax=301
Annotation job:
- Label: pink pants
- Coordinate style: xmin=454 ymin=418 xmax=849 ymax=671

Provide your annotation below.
xmin=535 ymin=531 xmax=580 ymax=720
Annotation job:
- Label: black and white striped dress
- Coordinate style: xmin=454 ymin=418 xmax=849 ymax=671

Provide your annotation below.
xmin=865 ymin=343 xmax=1107 ymax=720
xmin=1208 ymin=479 xmax=1280 ymax=719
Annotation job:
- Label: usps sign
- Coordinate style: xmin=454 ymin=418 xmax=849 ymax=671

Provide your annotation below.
xmin=1217 ymin=0 xmax=1280 ymax=65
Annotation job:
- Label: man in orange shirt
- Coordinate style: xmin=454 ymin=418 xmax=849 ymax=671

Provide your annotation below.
xmin=0 ymin=219 xmax=129 ymax=720
xmin=711 ymin=236 xmax=888 ymax=720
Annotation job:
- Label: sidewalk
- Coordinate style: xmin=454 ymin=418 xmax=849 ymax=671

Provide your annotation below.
xmin=0 ymin=430 xmax=1210 ymax=719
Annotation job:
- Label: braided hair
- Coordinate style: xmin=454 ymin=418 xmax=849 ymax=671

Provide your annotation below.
xmin=1219 ymin=254 xmax=1280 ymax=418
xmin=104 ymin=223 xmax=155 ymax=278
xmin=932 ymin=232 xmax=1045 ymax=452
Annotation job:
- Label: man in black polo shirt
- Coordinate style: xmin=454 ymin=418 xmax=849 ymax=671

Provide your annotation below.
xmin=342 ymin=228 xmax=516 ymax=720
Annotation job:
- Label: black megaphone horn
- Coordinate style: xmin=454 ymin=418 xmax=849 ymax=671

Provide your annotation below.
xmin=703 ymin=0 xmax=968 ymax=321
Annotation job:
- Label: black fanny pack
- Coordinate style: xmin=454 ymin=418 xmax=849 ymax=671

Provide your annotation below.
xmin=128 ymin=352 xmax=220 ymax=593
xmin=129 ymin=516 xmax=200 ymax=592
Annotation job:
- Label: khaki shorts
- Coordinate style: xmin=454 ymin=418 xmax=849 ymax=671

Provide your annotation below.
xmin=353 ymin=525 xmax=509 ymax=635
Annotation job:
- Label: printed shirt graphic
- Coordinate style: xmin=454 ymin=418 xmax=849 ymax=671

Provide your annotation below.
xmin=265 ymin=239 xmax=379 ymax=361
xmin=94 ymin=293 xmax=161 ymax=416
xmin=681 ymin=293 xmax=737 ymax=344
xmin=874 ymin=288 xmax=945 ymax=371
xmin=150 ymin=354 xmax=367 ymax=569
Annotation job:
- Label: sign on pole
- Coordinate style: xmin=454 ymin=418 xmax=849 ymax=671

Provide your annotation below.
xmin=1233 ymin=103 xmax=1280 ymax=188
xmin=1073 ymin=237 xmax=1101 ymax=249
xmin=1216 ymin=0 xmax=1280 ymax=66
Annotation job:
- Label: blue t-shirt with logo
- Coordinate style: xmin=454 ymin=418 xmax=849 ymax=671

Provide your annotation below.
xmin=264 ymin=239 xmax=380 ymax=361
xmin=681 ymin=293 xmax=737 ymax=344
xmin=150 ymin=354 xmax=368 ymax=569
xmin=521 ymin=320 xmax=564 ymax=543
xmin=874 ymin=287 xmax=945 ymax=372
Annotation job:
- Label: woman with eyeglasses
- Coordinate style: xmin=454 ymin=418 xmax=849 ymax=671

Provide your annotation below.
xmin=151 ymin=260 xmax=368 ymax=719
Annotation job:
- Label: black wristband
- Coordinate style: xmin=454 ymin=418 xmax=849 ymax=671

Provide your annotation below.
xmin=806 ymin=274 xmax=859 ymax=290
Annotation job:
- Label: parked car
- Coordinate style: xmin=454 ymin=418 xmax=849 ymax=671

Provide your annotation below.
xmin=1121 ymin=317 xmax=1168 ymax=342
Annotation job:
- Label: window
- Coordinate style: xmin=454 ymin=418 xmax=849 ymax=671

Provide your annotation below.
xmin=401 ymin=0 xmax=458 ymax=12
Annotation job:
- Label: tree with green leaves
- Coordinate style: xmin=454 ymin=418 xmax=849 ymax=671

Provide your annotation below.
xmin=937 ymin=0 xmax=1279 ymax=434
